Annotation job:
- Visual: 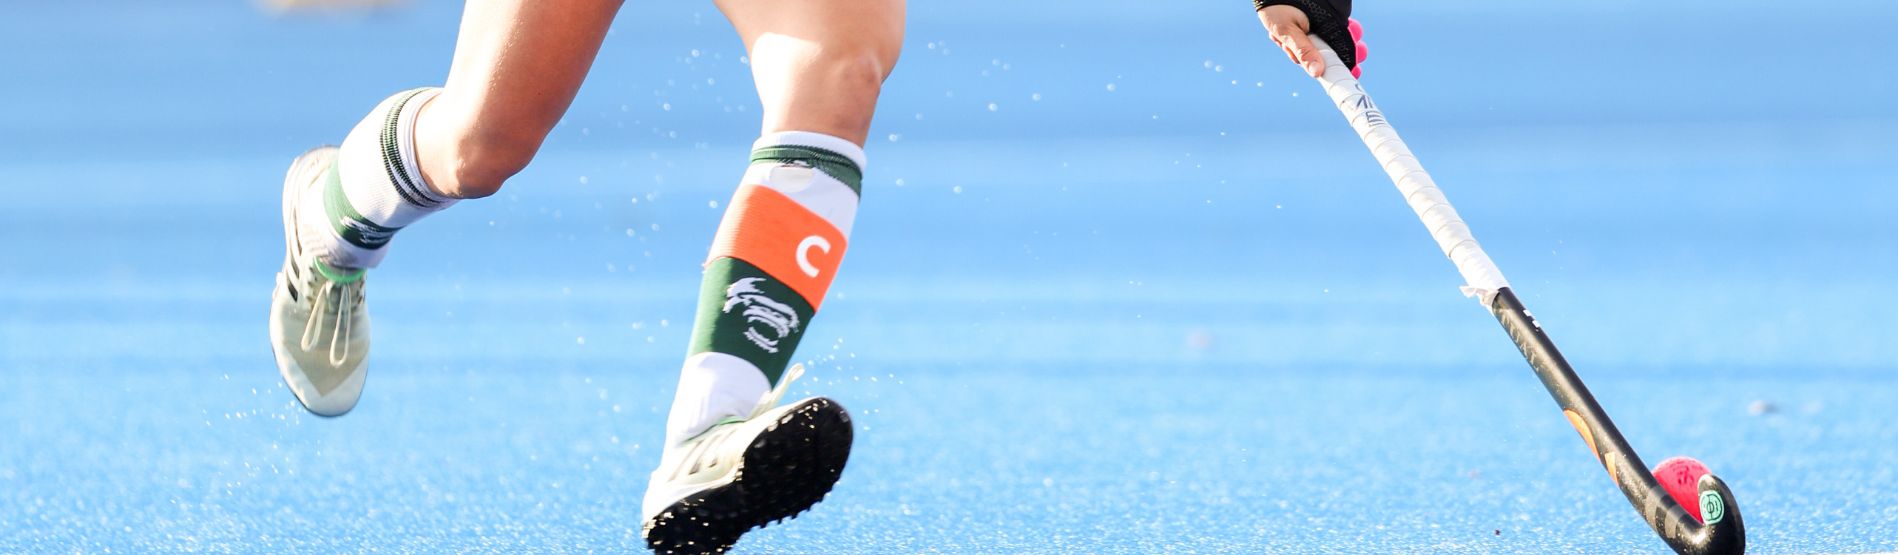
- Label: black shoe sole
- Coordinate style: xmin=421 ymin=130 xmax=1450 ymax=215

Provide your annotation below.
xmin=643 ymin=397 xmax=854 ymax=555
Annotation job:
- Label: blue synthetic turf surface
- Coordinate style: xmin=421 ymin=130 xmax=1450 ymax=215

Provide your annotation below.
xmin=4 ymin=1 xmax=1897 ymax=553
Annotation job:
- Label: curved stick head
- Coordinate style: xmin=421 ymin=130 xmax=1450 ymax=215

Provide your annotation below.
xmin=1665 ymin=474 xmax=1745 ymax=555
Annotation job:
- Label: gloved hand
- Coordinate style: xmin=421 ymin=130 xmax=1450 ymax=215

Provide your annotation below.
xmin=1258 ymin=4 xmax=1367 ymax=78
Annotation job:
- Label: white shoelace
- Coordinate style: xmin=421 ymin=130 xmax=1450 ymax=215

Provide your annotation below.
xmin=298 ymin=278 xmax=360 ymax=367
xmin=751 ymin=363 xmax=805 ymax=418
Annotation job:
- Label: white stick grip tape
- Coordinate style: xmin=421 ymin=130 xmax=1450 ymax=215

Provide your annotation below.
xmin=1307 ymin=36 xmax=1510 ymax=303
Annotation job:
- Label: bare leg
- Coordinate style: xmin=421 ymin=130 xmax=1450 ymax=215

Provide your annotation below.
xmin=716 ymin=0 xmax=905 ymax=145
xmin=271 ymin=0 xmax=623 ymax=416
xmin=414 ymin=0 xmax=623 ymax=198
xmin=660 ymin=0 xmax=906 ymax=427
xmin=641 ymin=0 xmax=905 ymax=550
xmin=660 ymin=0 xmax=906 ymax=418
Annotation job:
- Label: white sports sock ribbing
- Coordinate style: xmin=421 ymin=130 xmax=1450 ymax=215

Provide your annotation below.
xmin=298 ymin=87 xmax=456 ymax=270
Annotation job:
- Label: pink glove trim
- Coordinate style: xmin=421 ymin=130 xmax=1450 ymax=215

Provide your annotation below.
xmin=1347 ymin=18 xmax=1366 ymax=77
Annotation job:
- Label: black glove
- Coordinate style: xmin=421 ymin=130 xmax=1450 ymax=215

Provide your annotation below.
xmin=1253 ymin=0 xmax=1357 ymax=70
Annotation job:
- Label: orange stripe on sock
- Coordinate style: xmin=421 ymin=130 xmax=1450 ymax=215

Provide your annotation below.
xmin=708 ymin=184 xmax=848 ymax=308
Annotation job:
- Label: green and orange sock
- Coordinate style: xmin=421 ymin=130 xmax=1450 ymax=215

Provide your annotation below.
xmin=662 ymin=131 xmax=866 ymax=444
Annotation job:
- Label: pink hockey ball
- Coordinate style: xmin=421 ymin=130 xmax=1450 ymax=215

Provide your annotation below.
xmin=1653 ymin=456 xmax=1712 ymax=523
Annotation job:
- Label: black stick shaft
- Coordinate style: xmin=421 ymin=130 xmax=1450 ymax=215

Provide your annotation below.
xmin=1488 ymin=288 xmax=1745 ymax=555
xmin=1299 ymin=33 xmax=1746 ymax=553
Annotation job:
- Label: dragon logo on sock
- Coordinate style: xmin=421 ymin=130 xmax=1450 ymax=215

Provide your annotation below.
xmin=337 ymin=215 xmax=398 ymax=248
xmin=723 ymin=277 xmax=800 ymax=353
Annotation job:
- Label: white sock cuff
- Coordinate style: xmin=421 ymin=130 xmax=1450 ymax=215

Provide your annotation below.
xmin=337 ymin=87 xmax=454 ymax=229
xmin=664 ymin=352 xmax=771 ymax=445
xmin=753 ymin=131 xmax=867 ymax=171
xmin=392 ymin=88 xmax=451 ymax=206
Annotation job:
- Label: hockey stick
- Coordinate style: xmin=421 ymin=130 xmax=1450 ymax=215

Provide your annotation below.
xmin=1301 ymin=36 xmax=1746 ymax=555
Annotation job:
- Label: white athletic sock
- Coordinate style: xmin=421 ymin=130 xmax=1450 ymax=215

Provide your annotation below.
xmin=663 ymin=131 xmax=867 ymax=445
xmin=299 ymin=87 xmax=456 ymax=270
xmin=664 ymin=352 xmax=774 ymax=446
xmin=750 ymin=130 xmax=868 ymax=173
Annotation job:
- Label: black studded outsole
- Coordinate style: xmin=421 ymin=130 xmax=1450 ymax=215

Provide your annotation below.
xmin=643 ymin=397 xmax=853 ymax=555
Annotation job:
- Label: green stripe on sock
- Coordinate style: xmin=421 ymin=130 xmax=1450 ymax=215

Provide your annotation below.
xmin=380 ymin=88 xmax=439 ymax=208
xmin=687 ymin=257 xmax=817 ymax=385
xmin=324 ymin=158 xmax=403 ymax=250
xmin=313 ymin=258 xmax=365 ymax=283
xmin=749 ymin=145 xmax=862 ymax=195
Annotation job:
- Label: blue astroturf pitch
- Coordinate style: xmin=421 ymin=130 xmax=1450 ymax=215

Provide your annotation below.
xmin=3 ymin=1 xmax=1897 ymax=553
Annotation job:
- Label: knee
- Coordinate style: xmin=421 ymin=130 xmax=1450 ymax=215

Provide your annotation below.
xmin=428 ymin=126 xmax=543 ymax=200
xmin=773 ymin=42 xmax=899 ymax=137
xmin=822 ymin=40 xmax=900 ymax=92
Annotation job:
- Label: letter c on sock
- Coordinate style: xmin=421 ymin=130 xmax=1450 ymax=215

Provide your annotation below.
xmin=707 ymin=184 xmax=848 ymax=309
xmin=796 ymin=235 xmax=831 ymax=278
